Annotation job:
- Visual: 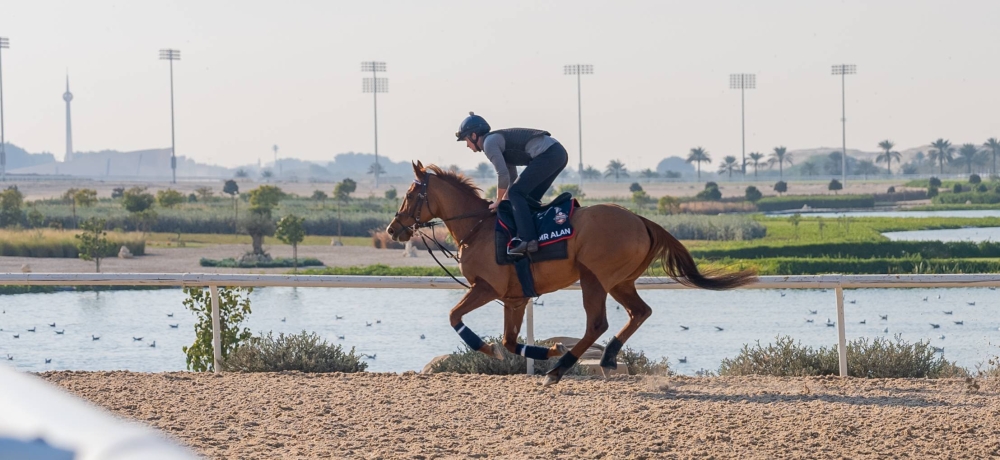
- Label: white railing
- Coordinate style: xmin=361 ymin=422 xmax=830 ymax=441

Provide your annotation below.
xmin=2 ymin=273 xmax=1000 ymax=377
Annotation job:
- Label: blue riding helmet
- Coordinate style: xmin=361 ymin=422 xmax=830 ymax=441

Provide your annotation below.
xmin=455 ymin=112 xmax=491 ymax=141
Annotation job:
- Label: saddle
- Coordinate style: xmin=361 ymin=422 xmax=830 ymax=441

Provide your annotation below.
xmin=495 ymin=192 xmax=580 ymax=297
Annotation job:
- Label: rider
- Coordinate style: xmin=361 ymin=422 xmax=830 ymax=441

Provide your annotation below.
xmin=456 ymin=112 xmax=568 ymax=255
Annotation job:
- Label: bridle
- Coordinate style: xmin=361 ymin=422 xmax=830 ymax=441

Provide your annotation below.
xmin=394 ymin=175 xmax=492 ymax=245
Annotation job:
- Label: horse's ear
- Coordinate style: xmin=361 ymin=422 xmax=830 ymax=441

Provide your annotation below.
xmin=413 ymin=161 xmax=425 ymax=179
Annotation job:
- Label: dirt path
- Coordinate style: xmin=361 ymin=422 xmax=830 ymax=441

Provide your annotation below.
xmin=1 ymin=244 xmax=455 ymax=274
xmin=39 ymin=372 xmax=1000 ymax=459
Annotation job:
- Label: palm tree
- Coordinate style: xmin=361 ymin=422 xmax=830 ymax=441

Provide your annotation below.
xmin=581 ymin=166 xmax=601 ymax=181
xmin=929 ymin=139 xmax=953 ymax=174
xmin=984 ymin=138 xmax=1000 ymax=177
xmin=748 ymin=152 xmax=765 ymax=178
xmin=875 ymin=140 xmax=901 ymax=175
xmin=768 ymin=146 xmax=792 ymax=179
xmin=958 ymin=143 xmax=979 ymax=174
xmin=639 ymin=168 xmax=660 ymax=183
xmin=686 ymin=147 xmax=712 ymax=180
xmin=604 ymin=160 xmax=628 ymax=182
xmin=718 ymin=156 xmax=739 ymax=180
xmin=801 ymin=162 xmax=819 ymax=176
xmin=367 ymin=162 xmax=387 ymax=176
xmin=855 ymin=160 xmax=880 ymax=179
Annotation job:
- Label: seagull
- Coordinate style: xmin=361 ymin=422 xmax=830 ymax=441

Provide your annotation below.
xmin=937 ymin=294 xmax=942 ymax=299
xmin=49 ymin=322 xmax=56 ymax=327
xmin=880 ymin=315 xmax=888 ymax=320
xmin=420 ymin=334 xmax=426 ymax=340
xmin=848 ymin=300 xmax=857 ymax=304
xmin=989 ymin=287 xmax=996 ymax=291
xmin=133 ymin=337 xmax=143 ymax=341
xmin=149 ymin=341 xmax=156 ymax=348
xmin=167 ymin=313 xmax=174 ymax=317
xmin=361 ymin=353 xmax=376 ymax=360
xmin=943 ymin=311 xmax=953 ymax=315
xmin=678 ymin=356 xmax=688 ymax=363
xmin=939 ymin=335 xmax=946 ymax=340
xmin=922 ymin=297 xmax=928 ymax=301
xmin=932 ymin=346 xmax=944 ymax=353
xmin=805 ymin=319 xmax=814 ymax=323
xmin=337 ymin=335 xmax=345 ymax=340
xmin=859 ymin=319 xmax=866 ymax=324
xmin=534 ymin=299 xmax=545 ymax=306
xmin=808 ymin=310 xmax=818 ymax=315
xmin=680 ymin=325 xmax=689 ymax=330
xmin=376 ymin=320 xmax=381 ymax=324
xmin=967 ymin=302 xmax=976 ymax=306
xmin=12 ymin=334 xmax=19 ymax=339
xmin=335 ymin=315 xmax=344 ymax=320
xmin=714 ymin=326 xmax=724 ymax=331
xmin=826 ymin=320 xmax=836 ymax=327
xmin=45 ymin=358 xmax=51 ymax=364
xmin=55 ymin=330 xmax=64 ymax=335
xmin=281 ymin=317 xmax=286 ymax=322
xmin=883 ymin=327 xmax=889 ymax=333
xmin=169 ymin=324 xmax=179 ymax=328
xmin=954 ymin=321 xmax=964 ymax=325
xmin=27 ymin=327 xmax=36 ymax=332
xmin=366 ymin=322 xmax=373 ymax=327
xmin=930 ymin=324 xmax=940 ymax=328
xmin=92 ymin=335 xmax=100 ymax=341
xmin=5 ymin=355 xmax=11 ymax=361
xmin=780 ymin=292 xmax=786 ymax=297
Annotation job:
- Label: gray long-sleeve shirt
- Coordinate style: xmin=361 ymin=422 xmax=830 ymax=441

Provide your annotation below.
xmin=483 ymin=133 xmax=558 ymax=189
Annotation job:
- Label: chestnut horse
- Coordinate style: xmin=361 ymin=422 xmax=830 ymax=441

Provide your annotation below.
xmin=387 ymin=162 xmax=756 ymax=386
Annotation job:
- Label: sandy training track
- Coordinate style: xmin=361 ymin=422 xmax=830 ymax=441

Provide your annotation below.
xmin=38 ymin=372 xmax=1000 ymax=459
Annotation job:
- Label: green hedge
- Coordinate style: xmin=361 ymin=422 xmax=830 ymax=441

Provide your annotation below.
xmin=0 ymin=238 xmax=145 ymax=258
xmin=200 ymin=257 xmax=324 ymax=268
xmin=717 ymin=257 xmax=1000 ymax=275
xmin=691 ymin=240 xmax=1000 ymax=260
xmin=932 ymin=191 xmax=1000 ymax=205
xmin=755 ymin=194 xmax=875 ymax=212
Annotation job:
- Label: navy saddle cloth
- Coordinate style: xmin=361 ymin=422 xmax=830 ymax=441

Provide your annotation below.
xmin=494 ymin=192 xmax=580 ymax=266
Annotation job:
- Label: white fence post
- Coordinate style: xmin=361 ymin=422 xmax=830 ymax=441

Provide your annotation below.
xmin=525 ymin=298 xmax=534 ymax=375
xmin=835 ymin=284 xmax=848 ymax=377
xmin=210 ymin=285 xmax=222 ymax=373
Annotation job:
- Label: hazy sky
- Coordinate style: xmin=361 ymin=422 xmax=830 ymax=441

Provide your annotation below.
xmin=2 ymin=0 xmax=998 ymax=170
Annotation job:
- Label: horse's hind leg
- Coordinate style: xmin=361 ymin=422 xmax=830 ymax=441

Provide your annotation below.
xmin=600 ymin=282 xmax=653 ymax=373
xmin=544 ymin=265 xmax=609 ymax=387
xmin=501 ymin=299 xmax=566 ymax=362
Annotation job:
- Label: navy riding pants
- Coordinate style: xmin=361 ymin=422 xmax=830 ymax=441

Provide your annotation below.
xmin=507 ymin=143 xmax=569 ymax=242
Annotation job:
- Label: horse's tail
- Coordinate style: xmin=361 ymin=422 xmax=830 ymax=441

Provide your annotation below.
xmin=639 ymin=216 xmax=758 ymax=290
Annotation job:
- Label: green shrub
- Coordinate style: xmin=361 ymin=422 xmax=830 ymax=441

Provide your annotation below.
xmin=755 ymin=194 xmax=875 ymax=212
xmin=182 ymin=286 xmax=253 ymax=372
xmin=773 ymin=181 xmax=788 ymax=195
xmin=927 ymin=186 xmax=939 ymax=198
xmin=953 ymin=183 xmax=964 ymax=194
xmin=629 ymin=182 xmax=643 ymax=193
xmin=222 ymin=331 xmax=368 ymax=373
xmin=556 ymin=184 xmax=584 ymax=199
xmin=642 ymin=214 xmax=766 ymax=240
xmin=719 ymin=335 xmax=966 ymax=378
xmin=618 ymin=346 xmax=670 ymax=375
xmin=970 ymin=174 xmax=982 ymax=184
xmin=695 ymin=186 xmax=722 ymax=201
xmin=934 ymin=191 xmax=1000 ymax=205
xmin=929 ymin=176 xmax=942 ymax=187
xmin=200 ymin=257 xmax=324 ymax=268
xmin=429 ymin=336 xmax=588 ymax=376
xmin=976 ymin=184 xmax=989 ymax=193
xmin=744 ymin=186 xmax=762 ymax=202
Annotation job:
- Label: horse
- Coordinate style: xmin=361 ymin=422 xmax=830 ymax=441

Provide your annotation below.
xmin=386 ymin=161 xmax=757 ymax=386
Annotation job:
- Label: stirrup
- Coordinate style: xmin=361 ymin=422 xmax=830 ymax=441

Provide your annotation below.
xmin=508 ymin=239 xmax=538 ymax=256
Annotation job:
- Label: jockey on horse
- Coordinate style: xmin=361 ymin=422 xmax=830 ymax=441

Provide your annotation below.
xmin=456 ymin=112 xmax=568 ymax=255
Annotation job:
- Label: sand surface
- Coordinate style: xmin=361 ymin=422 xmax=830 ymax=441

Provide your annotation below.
xmin=39 ymin=371 xmax=1000 ymax=459
xmin=1 ymin=244 xmax=455 ymax=274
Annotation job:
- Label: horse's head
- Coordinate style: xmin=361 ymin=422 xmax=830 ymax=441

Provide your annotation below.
xmin=386 ymin=161 xmax=433 ymax=242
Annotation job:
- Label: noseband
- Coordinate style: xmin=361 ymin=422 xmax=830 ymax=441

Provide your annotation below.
xmin=394 ymin=178 xmax=433 ymax=231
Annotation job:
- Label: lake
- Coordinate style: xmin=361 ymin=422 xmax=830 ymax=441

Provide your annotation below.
xmin=2 ymin=286 xmax=998 ymax=375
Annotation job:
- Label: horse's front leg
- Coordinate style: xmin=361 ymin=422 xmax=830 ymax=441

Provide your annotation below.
xmin=501 ymin=299 xmax=566 ymax=364
xmin=449 ymin=280 xmax=504 ymax=359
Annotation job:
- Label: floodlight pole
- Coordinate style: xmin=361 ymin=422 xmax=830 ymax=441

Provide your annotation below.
xmin=160 ymin=49 xmax=181 ymax=184
xmin=362 ymin=61 xmax=387 ymax=188
xmin=273 ymin=144 xmax=279 ymax=179
xmin=730 ymin=74 xmax=756 ymax=176
xmin=832 ymin=64 xmax=856 ymax=185
xmin=0 ymin=37 xmax=8 ymax=182
xmin=564 ymin=64 xmax=593 ymax=188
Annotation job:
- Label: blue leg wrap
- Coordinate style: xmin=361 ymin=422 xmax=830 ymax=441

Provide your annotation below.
xmin=600 ymin=336 xmax=624 ymax=369
xmin=454 ymin=322 xmax=485 ymax=351
xmin=514 ymin=343 xmax=551 ymax=361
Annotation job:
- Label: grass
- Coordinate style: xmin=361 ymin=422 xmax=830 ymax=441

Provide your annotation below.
xmin=0 ymin=228 xmax=145 ymax=258
xmin=145 ymin=232 xmax=369 ymax=247
xmin=200 ymin=257 xmax=324 ymax=268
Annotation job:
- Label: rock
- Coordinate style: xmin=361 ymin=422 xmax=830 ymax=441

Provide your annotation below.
xmin=20 ymin=264 xmax=31 ymax=273
xmin=330 ymin=239 xmax=343 ymax=246
xmin=118 ymin=246 xmax=133 ymax=259
xmin=422 ymin=355 xmax=450 ymax=374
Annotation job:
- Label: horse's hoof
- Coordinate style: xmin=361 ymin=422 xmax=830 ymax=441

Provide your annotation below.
xmin=490 ymin=343 xmax=505 ymax=360
xmin=600 ymin=367 xmax=609 ymax=379
xmin=542 ymin=374 xmax=560 ymax=388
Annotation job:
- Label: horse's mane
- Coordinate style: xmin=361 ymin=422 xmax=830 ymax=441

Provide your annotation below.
xmin=425 ymin=164 xmax=483 ymax=199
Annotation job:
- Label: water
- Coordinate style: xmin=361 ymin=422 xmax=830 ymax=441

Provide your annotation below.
xmin=2 ymin=287 xmax=998 ymax=375
xmin=766 ymin=210 xmax=1000 ymax=219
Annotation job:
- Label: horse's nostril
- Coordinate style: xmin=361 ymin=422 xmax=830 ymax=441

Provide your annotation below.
xmin=387 ymin=227 xmax=394 ymax=234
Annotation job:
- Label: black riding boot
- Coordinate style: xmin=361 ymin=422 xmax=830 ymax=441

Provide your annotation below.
xmin=508 ymin=239 xmax=538 ymax=255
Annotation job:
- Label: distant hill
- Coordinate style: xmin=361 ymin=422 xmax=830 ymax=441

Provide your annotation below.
xmin=1 ymin=143 xmax=57 ymax=170
xmin=656 ymin=156 xmax=696 ymax=177
xmin=10 ymin=148 xmax=231 ymax=178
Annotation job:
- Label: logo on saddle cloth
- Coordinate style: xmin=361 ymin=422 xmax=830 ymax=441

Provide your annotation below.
xmin=553 ymin=210 xmax=568 ymax=225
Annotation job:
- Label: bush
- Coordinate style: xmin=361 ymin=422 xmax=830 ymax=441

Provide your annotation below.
xmin=953 ymin=183 xmax=964 ymax=194
xmin=222 ymin=331 xmax=368 ymax=373
xmin=887 ymin=186 xmax=895 ymax=194
xmin=122 ymin=187 xmax=155 ymax=213
xmin=976 ymin=184 xmax=989 ymax=193
xmin=629 ymin=182 xmax=643 ymax=193
xmin=754 ymin=194 xmax=875 ymax=212
xmin=773 ymin=181 xmax=788 ymax=194
xmin=200 ymin=257 xmax=323 ymax=268
xmin=874 ymin=189 xmax=926 ymax=203
xmin=631 ymin=190 xmax=652 ymax=206
xmin=934 ymin=191 xmax=1000 ymax=205
xmin=927 ymin=186 xmax=939 ymax=198
xmin=929 ymin=176 xmax=942 ymax=187
xmin=704 ymin=181 xmax=718 ymax=190
xmin=719 ymin=335 xmax=966 ymax=378
xmin=828 ymin=179 xmax=843 ymax=193
xmin=657 ymin=196 xmax=680 ymax=215
xmin=618 ymin=346 xmax=670 ymax=375
xmin=182 ymin=286 xmax=253 ymax=372
xmin=970 ymin=174 xmax=982 ymax=184
xmin=695 ymin=185 xmax=722 ymax=201
xmin=0 ymin=229 xmax=144 ymax=258
xmin=744 ymin=186 xmax=763 ymax=202
xmin=429 ymin=336 xmax=588 ymax=376
xmin=556 ymin=184 xmax=584 ymax=199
